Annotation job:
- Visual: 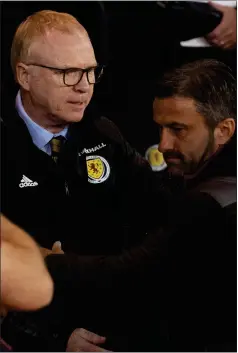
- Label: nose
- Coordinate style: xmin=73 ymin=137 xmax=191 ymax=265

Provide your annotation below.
xmin=158 ymin=128 xmax=175 ymax=153
xmin=74 ymin=72 xmax=90 ymax=92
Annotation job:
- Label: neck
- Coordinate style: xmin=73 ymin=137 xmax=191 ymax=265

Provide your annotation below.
xmin=21 ymin=91 xmax=67 ymax=134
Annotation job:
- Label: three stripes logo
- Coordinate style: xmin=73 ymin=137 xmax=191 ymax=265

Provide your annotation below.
xmin=19 ymin=175 xmax=38 ymax=188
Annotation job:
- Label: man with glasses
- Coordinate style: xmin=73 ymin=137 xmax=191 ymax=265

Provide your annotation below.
xmin=1 ymin=9 xmax=166 ymax=352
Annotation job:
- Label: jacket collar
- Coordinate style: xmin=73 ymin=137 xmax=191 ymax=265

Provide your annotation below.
xmin=163 ymin=135 xmax=237 ymax=192
xmin=185 ymin=136 xmax=237 ymax=189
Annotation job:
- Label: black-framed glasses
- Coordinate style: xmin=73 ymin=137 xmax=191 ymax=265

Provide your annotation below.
xmin=25 ymin=63 xmax=105 ymax=86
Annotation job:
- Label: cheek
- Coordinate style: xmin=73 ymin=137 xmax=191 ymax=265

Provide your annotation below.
xmin=30 ymin=77 xmax=47 ymax=99
xmin=30 ymin=78 xmax=57 ymax=105
xmin=87 ymin=86 xmax=94 ymax=103
xmin=185 ymin=134 xmax=210 ymax=160
xmin=46 ymin=88 xmax=69 ymax=113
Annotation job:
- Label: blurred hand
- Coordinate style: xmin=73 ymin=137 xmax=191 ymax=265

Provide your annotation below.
xmin=40 ymin=241 xmax=64 ymax=258
xmin=66 ymin=328 xmax=110 ymax=352
xmin=206 ymin=2 xmax=237 ymax=49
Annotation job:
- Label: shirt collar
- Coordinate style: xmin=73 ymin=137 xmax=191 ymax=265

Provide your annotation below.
xmin=16 ymin=91 xmax=68 ymax=149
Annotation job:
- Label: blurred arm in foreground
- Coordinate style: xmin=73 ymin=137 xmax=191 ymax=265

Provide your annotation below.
xmin=1 ymin=214 xmax=54 ymax=313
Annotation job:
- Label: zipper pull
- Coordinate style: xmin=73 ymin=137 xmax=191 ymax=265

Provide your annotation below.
xmin=65 ymin=181 xmax=69 ymax=196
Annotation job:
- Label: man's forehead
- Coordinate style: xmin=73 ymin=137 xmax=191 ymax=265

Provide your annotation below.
xmin=29 ymin=30 xmax=96 ymax=67
xmin=153 ymin=96 xmax=195 ymax=111
xmin=153 ymin=96 xmax=202 ymax=125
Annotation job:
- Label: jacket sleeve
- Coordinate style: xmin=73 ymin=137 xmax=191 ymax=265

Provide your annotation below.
xmin=45 ymin=191 xmax=223 ymax=292
xmin=46 ymin=222 xmax=169 ymax=290
xmin=45 ymin=192 xmax=234 ymax=350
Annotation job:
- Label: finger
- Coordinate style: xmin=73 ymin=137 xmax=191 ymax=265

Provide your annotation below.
xmin=52 ymin=241 xmax=63 ymax=253
xmin=207 ymin=11 xmax=231 ymax=40
xmin=223 ymin=41 xmax=235 ymax=50
xmin=211 ymin=38 xmax=226 ymax=47
xmin=77 ymin=328 xmax=106 ymax=344
xmin=211 ymin=31 xmax=235 ymax=48
xmin=221 ymin=31 xmax=236 ymax=43
xmin=209 ymin=28 xmax=231 ymax=45
xmin=207 ymin=20 xmax=229 ymax=40
xmin=40 ymin=247 xmax=52 ymax=258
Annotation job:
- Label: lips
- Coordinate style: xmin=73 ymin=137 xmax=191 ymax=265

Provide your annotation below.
xmin=68 ymin=101 xmax=85 ymax=105
xmin=166 ymin=158 xmax=181 ymax=164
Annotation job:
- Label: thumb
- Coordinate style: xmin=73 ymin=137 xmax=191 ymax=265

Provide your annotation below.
xmin=52 ymin=241 xmax=63 ymax=253
xmin=208 ymin=1 xmax=226 ymax=12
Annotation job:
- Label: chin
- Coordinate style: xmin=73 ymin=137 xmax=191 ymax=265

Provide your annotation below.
xmin=167 ymin=164 xmax=185 ymax=176
xmin=71 ymin=112 xmax=85 ymax=122
xmin=64 ymin=110 xmax=86 ymax=123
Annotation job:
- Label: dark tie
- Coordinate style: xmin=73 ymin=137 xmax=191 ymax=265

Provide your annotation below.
xmin=50 ymin=136 xmax=65 ymax=163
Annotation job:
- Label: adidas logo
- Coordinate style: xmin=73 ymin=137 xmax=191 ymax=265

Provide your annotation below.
xmin=19 ymin=175 xmax=38 ymax=188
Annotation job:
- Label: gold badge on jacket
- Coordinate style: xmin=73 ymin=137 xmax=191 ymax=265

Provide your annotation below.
xmin=145 ymin=144 xmax=167 ymax=172
xmin=86 ymin=155 xmax=110 ymax=184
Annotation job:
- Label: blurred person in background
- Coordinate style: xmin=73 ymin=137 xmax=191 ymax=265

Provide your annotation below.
xmin=206 ymin=1 xmax=236 ymax=50
xmin=178 ymin=1 xmax=237 ymax=75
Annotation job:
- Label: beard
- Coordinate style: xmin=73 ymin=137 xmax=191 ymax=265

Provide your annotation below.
xmin=164 ymin=132 xmax=215 ymax=177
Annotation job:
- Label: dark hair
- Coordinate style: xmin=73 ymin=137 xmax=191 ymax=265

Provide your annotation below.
xmin=155 ymin=59 xmax=236 ymax=129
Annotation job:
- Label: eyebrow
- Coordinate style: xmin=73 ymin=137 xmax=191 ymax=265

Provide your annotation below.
xmin=155 ymin=121 xmax=188 ymax=128
xmin=166 ymin=122 xmax=188 ymax=128
xmin=60 ymin=63 xmax=98 ymax=70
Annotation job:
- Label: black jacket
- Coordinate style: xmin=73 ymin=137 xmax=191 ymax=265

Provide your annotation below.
xmin=1 ymin=103 xmax=166 ymax=254
xmin=1 ymin=101 xmax=171 ymax=351
xmin=43 ymin=138 xmax=236 ymax=351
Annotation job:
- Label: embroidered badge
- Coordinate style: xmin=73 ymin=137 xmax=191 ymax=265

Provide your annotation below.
xmin=86 ymin=155 xmax=110 ymax=184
